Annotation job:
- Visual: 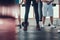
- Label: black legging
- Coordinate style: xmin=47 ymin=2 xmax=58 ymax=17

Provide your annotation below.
xmin=24 ymin=0 xmax=39 ymax=24
xmin=40 ymin=1 xmax=43 ymax=21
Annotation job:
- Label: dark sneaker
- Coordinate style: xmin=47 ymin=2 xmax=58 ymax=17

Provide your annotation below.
xmin=22 ymin=22 xmax=25 ymax=26
xmin=36 ymin=24 xmax=41 ymax=31
xmin=39 ymin=19 xmax=42 ymax=21
xmin=22 ymin=22 xmax=29 ymax=27
xmin=48 ymin=23 xmax=56 ymax=28
xmin=23 ymin=26 xmax=27 ymax=31
xmin=22 ymin=22 xmax=29 ymax=31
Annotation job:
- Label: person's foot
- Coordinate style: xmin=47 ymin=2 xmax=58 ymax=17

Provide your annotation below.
xmin=36 ymin=24 xmax=41 ymax=31
xmin=22 ymin=22 xmax=29 ymax=27
xmin=22 ymin=22 xmax=29 ymax=31
xmin=39 ymin=21 xmax=44 ymax=27
xmin=48 ymin=23 xmax=56 ymax=28
xmin=41 ymin=23 xmax=45 ymax=28
xmin=23 ymin=24 xmax=28 ymax=31
xmin=39 ymin=19 xmax=42 ymax=21
xmin=50 ymin=24 xmax=56 ymax=28
xmin=57 ymin=29 xmax=60 ymax=33
xmin=23 ymin=26 xmax=27 ymax=31
xmin=22 ymin=22 xmax=25 ymax=26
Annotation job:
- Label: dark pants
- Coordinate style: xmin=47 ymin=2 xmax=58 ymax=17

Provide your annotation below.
xmin=24 ymin=0 xmax=39 ymax=24
xmin=40 ymin=1 xmax=42 ymax=21
xmin=38 ymin=1 xmax=43 ymax=21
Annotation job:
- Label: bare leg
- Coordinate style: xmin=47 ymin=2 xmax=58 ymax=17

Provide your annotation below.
xmin=50 ymin=16 xmax=53 ymax=24
xmin=50 ymin=16 xmax=56 ymax=28
xmin=42 ymin=16 xmax=46 ymax=25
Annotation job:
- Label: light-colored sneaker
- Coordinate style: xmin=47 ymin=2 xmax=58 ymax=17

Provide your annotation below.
xmin=50 ymin=24 xmax=56 ymax=28
xmin=41 ymin=24 xmax=45 ymax=27
xmin=39 ymin=21 xmax=44 ymax=27
xmin=57 ymin=29 xmax=60 ymax=33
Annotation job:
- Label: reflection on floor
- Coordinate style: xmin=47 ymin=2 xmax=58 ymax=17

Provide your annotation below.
xmin=17 ymin=19 xmax=60 ymax=40
xmin=17 ymin=25 xmax=60 ymax=40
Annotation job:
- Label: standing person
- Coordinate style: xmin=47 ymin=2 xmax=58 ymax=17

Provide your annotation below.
xmin=41 ymin=0 xmax=56 ymax=27
xmin=38 ymin=0 xmax=43 ymax=21
xmin=22 ymin=0 xmax=41 ymax=31
xmin=15 ymin=0 xmax=22 ymax=29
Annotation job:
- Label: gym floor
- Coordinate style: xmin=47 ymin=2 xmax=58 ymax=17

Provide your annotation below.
xmin=17 ymin=18 xmax=60 ymax=40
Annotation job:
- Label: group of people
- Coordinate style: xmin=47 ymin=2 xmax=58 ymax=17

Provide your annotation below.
xmin=22 ymin=0 xmax=56 ymax=31
xmin=22 ymin=0 xmax=55 ymax=31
